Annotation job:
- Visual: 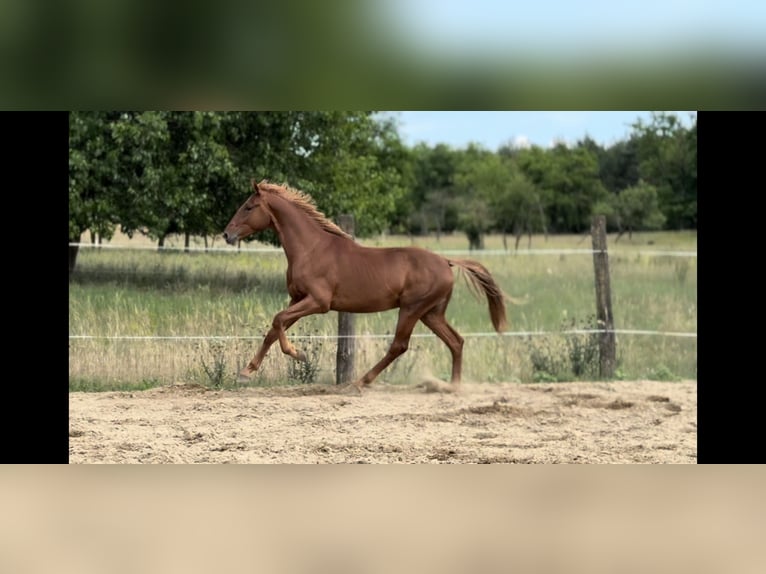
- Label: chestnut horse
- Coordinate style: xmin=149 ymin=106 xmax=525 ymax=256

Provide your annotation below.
xmin=223 ymin=180 xmax=509 ymax=392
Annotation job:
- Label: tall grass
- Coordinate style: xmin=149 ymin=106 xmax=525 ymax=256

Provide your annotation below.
xmin=69 ymin=231 xmax=697 ymax=390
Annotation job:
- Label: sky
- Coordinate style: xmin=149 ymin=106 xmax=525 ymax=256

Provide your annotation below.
xmin=382 ymin=0 xmax=765 ymax=58
xmin=385 ymin=111 xmax=697 ymax=151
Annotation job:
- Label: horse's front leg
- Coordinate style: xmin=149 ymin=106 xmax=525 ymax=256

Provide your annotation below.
xmin=239 ymin=295 xmax=328 ymax=380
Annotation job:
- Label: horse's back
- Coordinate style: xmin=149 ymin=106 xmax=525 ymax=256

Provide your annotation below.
xmin=328 ymin=242 xmax=454 ymax=312
xmin=357 ymin=244 xmax=452 ymax=282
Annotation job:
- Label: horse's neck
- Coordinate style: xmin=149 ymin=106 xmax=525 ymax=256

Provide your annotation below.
xmin=268 ymin=195 xmax=328 ymax=261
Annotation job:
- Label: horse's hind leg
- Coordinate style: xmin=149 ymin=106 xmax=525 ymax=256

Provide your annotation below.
xmin=420 ymin=305 xmax=464 ymax=387
xmin=351 ymin=306 xmax=423 ymax=391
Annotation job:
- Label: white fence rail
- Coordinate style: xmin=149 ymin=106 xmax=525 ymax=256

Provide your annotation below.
xmin=69 ymin=237 xmax=697 ymax=343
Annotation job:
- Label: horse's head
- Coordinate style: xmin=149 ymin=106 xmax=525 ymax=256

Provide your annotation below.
xmin=223 ymin=180 xmax=273 ymax=245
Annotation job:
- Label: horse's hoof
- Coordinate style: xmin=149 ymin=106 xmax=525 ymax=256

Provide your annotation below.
xmin=295 ymin=350 xmax=308 ymax=362
xmin=237 ymin=372 xmax=253 ymax=385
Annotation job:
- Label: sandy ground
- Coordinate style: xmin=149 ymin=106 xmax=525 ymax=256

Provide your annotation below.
xmin=69 ymin=380 xmax=696 ymax=464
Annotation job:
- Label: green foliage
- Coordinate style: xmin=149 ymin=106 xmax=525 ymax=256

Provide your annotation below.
xmin=400 ymin=143 xmax=461 ymax=235
xmin=69 ymin=377 xmax=162 ymax=392
xmin=528 ymin=336 xmax=570 ymax=383
xmin=601 ymin=180 xmax=666 ymax=240
xmin=597 ymin=138 xmax=641 ymax=194
xmin=453 ymin=145 xmax=502 ymax=248
xmin=647 ymin=364 xmax=681 ymax=382
xmin=198 ymin=341 xmax=230 ymax=388
xmin=70 ymin=111 xmax=696 ymax=276
xmin=286 ymin=330 xmax=323 ymax=385
xmin=516 ymin=143 xmax=609 ymax=234
xmin=69 ymin=112 xmax=407 ymax=268
xmin=564 ymin=316 xmax=601 ymax=378
xmin=494 ymin=169 xmax=546 ymax=248
xmin=526 ymin=316 xmax=602 ymax=382
xmin=69 ymin=112 xmax=123 ymax=241
xmin=630 ymin=112 xmax=697 ymax=229
xmin=69 ymin=111 xmax=241 ymax=253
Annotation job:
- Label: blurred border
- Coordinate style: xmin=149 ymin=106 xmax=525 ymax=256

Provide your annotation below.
xmin=2 ymin=465 xmax=765 ymax=574
xmin=3 ymin=2 xmax=763 ymax=109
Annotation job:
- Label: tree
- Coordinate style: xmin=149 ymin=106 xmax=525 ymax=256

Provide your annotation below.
xmin=459 ymin=196 xmax=491 ymax=250
xmin=493 ymin=169 xmax=546 ymax=250
xmin=108 ymin=112 xmax=182 ymax=246
xmin=453 ymin=144 xmax=499 ymax=249
xmin=217 ymin=111 xmax=410 ymax=242
xmin=550 ymin=143 xmax=609 ymax=234
xmin=630 ymin=112 xmax=697 ymax=230
xmin=612 ymin=181 xmax=666 ymax=241
xmin=516 ymin=143 xmax=607 ymax=234
xmin=69 ymin=112 xmax=408 ymax=272
xmin=108 ymin=112 xmax=241 ymax=249
xmin=598 ymin=137 xmax=641 ymax=195
xmin=403 ymin=143 xmax=460 ymax=237
xmin=438 ymin=144 xmax=549 ymax=250
xmin=69 ymin=112 xmax=122 ymax=273
xmin=593 ymin=180 xmax=666 ymax=241
xmin=290 ymin=112 xmax=408 ymax=238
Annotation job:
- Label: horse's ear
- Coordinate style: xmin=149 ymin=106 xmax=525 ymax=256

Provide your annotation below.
xmin=251 ymin=179 xmax=261 ymax=195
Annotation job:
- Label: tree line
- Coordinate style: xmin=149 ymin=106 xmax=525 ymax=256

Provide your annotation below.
xmin=69 ymin=111 xmax=696 ymax=271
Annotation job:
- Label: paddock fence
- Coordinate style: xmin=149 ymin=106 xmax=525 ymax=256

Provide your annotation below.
xmin=69 ymin=218 xmax=697 ymax=386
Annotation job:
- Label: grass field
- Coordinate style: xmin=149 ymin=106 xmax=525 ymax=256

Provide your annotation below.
xmin=69 ymin=230 xmax=697 ymax=390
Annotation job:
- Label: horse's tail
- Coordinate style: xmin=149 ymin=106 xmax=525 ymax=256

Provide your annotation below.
xmin=448 ymin=259 xmax=508 ymax=333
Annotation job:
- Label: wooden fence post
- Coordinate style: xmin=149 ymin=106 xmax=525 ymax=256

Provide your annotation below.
xmin=336 ymin=214 xmax=356 ymax=385
xmin=591 ymin=215 xmax=616 ymax=378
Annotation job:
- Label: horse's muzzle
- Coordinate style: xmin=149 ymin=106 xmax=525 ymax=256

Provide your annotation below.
xmin=223 ymin=232 xmax=237 ymax=245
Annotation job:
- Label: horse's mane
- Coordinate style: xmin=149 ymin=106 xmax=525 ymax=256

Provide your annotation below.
xmin=258 ymin=180 xmax=353 ymax=240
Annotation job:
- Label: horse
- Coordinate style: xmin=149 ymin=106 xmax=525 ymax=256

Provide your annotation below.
xmin=223 ymin=179 xmax=509 ymax=393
